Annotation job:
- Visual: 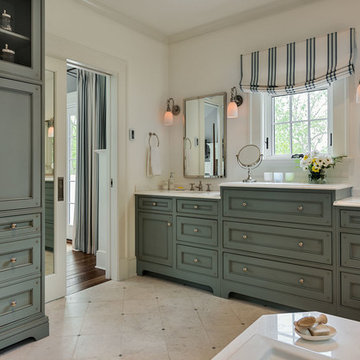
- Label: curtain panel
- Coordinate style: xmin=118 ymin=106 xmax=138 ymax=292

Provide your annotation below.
xmin=239 ymin=28 xmax=355 ymax=95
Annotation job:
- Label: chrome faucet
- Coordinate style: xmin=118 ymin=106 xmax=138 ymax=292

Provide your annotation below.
xmin=195 ymin=181 xmax=203 ymax=191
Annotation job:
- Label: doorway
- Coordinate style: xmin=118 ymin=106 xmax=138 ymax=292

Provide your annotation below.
xmin=65 ymin=63 xmax=110 ymax=295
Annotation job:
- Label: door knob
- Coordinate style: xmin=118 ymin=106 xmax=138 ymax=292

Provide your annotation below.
xmin=242 ymin=202 xmax=248 ymax=207
xmin=298 ymin=278 xmax=304 ymax=284
xmin=298 ymin=241 xmax=304 ymax=247
xmin=10 ymin=223 xmax=17 ymax=230
xmin=242 ymin=267 xmax=248 ymax=272
xmin=193 ymin=228 xmax=199 ymax=233
xmin=10 ymin=301 xmax=16 ymax=307
xmin=10 ymin=257 xmax=17 ymax=263
xmin=297 ymin=205 xmax=304 ymax=212
xmin=193 ymin=258 xmax=199 ymax=263
xmin=242 ymin=234 xmax=248 ymax=240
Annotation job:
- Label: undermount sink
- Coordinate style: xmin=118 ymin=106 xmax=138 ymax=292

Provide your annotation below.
xmin=229 ymin=334 xmax=335 ymax=360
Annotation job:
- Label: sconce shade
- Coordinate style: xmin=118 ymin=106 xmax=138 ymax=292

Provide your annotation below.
xmin=356 ymin=82 xmax=360 ymax=104
xmin=227 ymin=101 xmax=239 ymax=118
xmin=164 ymin=111 xmax=174 ymax=126
xmin=48 ymin=125 xmax=54 ymax=138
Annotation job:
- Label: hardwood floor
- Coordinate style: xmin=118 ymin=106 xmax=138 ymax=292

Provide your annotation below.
xmin=66 ymin=242 xmax=108 ymax=296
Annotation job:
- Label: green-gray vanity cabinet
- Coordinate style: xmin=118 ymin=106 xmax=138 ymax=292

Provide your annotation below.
xmin=136 ymin=195 xmax=221 ymax=295
xmin=336 ymin=206 xmax=360 ymax=320
xmin=221 ymin=186 xmax=351 ymax=314
xmin=0 ymin=0 xmax=48 ymax=350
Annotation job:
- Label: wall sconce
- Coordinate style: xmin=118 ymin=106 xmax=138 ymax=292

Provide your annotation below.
xmin=356 ymin=81 xmax=360 ymax=104
xmin=164 ymin=97 xmax=180 ymax=126
xmin=227 ymin=87 xmax=243 ymax=118
xmin=47 ymin=118 xmax=54 ymax=138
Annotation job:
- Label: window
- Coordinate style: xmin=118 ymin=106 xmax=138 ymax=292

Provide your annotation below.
xmin=269 ymin=89 xmax=330 ymax=156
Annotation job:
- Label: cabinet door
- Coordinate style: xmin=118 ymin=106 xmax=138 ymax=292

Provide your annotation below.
xmin=0 ymin=78 xmax=41 ymax=211
xmin=0 ymin=0 xmax=42 ymax=81
xmin=138 ymin=212 xmax=173 ymax=266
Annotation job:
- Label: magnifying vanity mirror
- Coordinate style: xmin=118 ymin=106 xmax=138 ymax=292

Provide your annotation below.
xmin=236 ymin=144 xmax=263 ymax=182
xmin=184 ymin=92 xmax=226 ymax=178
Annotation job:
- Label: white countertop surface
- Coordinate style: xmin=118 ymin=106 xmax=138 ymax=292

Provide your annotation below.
xmin=219 ymin=182 xmax=352 ymax=191
xmin=135 ymin=190 xmax=221 ymax=200
xmin=333 ymin=197 xmax=360 ymax=208
xmin=213 ymin=312 xmax=360 ymax=360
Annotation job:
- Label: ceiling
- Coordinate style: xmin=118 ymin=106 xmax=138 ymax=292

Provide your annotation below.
xmin=79 ymin=0 xmax=319 ymax=43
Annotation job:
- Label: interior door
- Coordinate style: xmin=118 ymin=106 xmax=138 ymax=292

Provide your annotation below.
xmin=44 ymin=57 xmax=67 ymax=302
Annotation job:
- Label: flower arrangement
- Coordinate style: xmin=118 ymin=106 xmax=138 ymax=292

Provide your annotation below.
xmin=299 ymin=152 xmax=343 ymax=183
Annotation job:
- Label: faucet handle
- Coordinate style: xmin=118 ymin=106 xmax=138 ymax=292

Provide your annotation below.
xmin=189 ymin=183 xmax=195 ymax=191
xmin=206 ymin=183 xmax=211 ymax=192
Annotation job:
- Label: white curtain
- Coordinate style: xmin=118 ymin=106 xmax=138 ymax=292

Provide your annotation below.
xmin=239 ymin=28 xmax=355 ymax=95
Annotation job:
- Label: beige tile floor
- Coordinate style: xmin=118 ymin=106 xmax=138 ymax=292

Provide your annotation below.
xmin=0 ymin=276 xmax=283 ymax=360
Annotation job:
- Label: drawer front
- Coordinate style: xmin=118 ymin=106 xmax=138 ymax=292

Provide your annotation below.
xmin=0 ymin=238 xmax=40 ymax=282
xmin=0 ymin=278 xmax=41 ymax=326
xmin=224 ymin=253 xmax=332 ymax=302
xmin=341 ymin=210 xmax=360 ymax=229
xmin=177 ymin=216 xmax=218 ymax=247
xmin=224 ymin=221 xmax=332 ymax=264
xmin=0 ymin=214 xmax=41 ymax=242
xmin=223 ymin=189 xmax=332 ymax=225
xmin=138 ymin=197 xmax=173 ymax=212
xmin=341 ymin=233 xmax=360 ymax=268
xmin=177 ymin=245 xmax=218 ymax=278
xmin=177 ymin=199 xmax=218 ymax=216
xmin=341 ymin=272 xmax=360 ymax=309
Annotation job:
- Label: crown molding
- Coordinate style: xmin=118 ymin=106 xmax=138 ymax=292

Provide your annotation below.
xmin=77 ymin=0 xmax=168 ymax=43
xmin=77 ymin=0 xmax=324 ymax=45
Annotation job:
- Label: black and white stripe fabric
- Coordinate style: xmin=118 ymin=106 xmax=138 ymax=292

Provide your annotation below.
xmin=239 ymin=28 xmax=355 ymax=95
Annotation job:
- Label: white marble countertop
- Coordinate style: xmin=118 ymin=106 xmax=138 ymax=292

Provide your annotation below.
xmin=135 ymin=190 xmax=221 ymax=200
xmin=213 ymin=312 xmax=360 ymax=360
xmin=219 ymin=182 xmax=352 ymax=191
xmin=333 ymin=197 xmax=360 ymax=208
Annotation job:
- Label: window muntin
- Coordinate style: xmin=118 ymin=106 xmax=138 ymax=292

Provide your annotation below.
xmin=271 ymin=89 xmax=329 ymax=156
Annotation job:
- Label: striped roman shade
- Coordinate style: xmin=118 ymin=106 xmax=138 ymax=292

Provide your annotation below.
xmin=239 ymin=28 xmax=355 ymax=94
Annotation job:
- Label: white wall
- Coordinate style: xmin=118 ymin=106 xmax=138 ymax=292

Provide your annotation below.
xmin=45 ymin=0 xmax=170 ymax=279
xmin=169 ymin=0 xmax=360 ymax=193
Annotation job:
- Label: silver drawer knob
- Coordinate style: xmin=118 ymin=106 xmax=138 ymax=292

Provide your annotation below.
xmin=298 ymin=241 xmax=304 ymax=248
xmin=10 ymin=301 xmax=16 ymax=307
xmin=242 ymin=234 xmax=248 ymax=240
xmin=242 ymin=202 xmax=248 ymax=207
xmin=193 ymin=228 xmax=199 ymax=233
xmin=194 ymin=205 xmax=199 ymax=209
xmin=193 ymin=258 xmax=199 ymax=263
xmin=152 ymin=202 xmax=157 ymax=206
xmin=297 ymin=205 xmax=304 ymax=212
xmin=167 ymin=222 xmax=172 ymax=227
xmin=242 ymin=267 xmax=248 ymax=272
xmin=298 ymin=278 xmax=304 ymax=284
xmin=10 ymin=223 xmax=17 ymax=230
xmin=10 ymin=257 xmax=17 ymax=263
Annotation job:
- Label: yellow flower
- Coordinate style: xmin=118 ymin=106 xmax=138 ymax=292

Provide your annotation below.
xmin=304 ymin=155 xmax=308 ymax=160
xmin=312 ymin=166 xmax=320 ymax=173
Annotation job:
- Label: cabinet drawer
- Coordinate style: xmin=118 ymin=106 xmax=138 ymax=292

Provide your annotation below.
xmin=177 ymin=245 xmax=218 ymax=278
xmin=177 ymin=199 xmax=218 ymax=216
xmin=0 ymin=278 xmax=41 ymax=326
xmin=138 ymin=197 xmax=173 ymax=212
xmin=177 ymin=216 xmax=218 ymax=247
xmin=340 ymin=210 xmax=360 ymax=229
xmin=223 ymin=189 xmax=332 ymax=225
xmin=0 ymin=238 xmax=40 ymax=282
xmin=341 ymin=233 xmax=360 ymax=268
xmin=224 ymin=221 xmax=332 ymax=264
xmin=341 ymin=272 xmax=360 ymax=309
xmin=0 ymin=214 xmax=40 ymax=242
xmin=223 ymin=253 xmax=332 ymax=303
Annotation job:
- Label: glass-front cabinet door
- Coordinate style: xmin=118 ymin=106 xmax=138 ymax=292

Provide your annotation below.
xmin=0 ymin=0 xmax=42 ymax=81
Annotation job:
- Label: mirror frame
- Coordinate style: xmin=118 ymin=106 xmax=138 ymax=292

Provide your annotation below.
xmin=183 ymin=92 xmax=227 ymax=179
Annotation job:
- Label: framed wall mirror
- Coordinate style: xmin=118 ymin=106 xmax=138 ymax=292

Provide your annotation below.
xmin=183 ymin=92 xmax=227 ymax=178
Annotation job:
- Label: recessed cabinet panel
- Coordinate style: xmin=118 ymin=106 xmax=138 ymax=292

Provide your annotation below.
xmin=0 ymin=79 xmax=41 ymax=211
xmin=223 ymin=189 xmax=332 ymax=225
xmin=340 ymin=210 xmax=360 ymax=230
xmin=341 ymin=233 xmax=360 ymax=269
xmin=223 ymin=253 xmax=332 ymax=303
xmin=0 ymin=0 xmax=42 ymax=81
xmin=341 ymin=272 xmax=360 ymax=309
xmin=223 ymin=221 xmax=332 ymax=264
xmin=138 ymin=212 xmax=173 ymax=266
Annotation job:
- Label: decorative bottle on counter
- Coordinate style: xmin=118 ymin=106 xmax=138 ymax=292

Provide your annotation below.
xmin=168 ymin=172 xmax=175 ymax=190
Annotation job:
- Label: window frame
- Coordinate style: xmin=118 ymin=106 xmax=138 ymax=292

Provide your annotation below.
xmin=263 ymin=88 xmax=334 ymax=159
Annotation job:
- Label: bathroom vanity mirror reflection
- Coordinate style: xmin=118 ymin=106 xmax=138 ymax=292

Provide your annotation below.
xmin=184 ymin=92 xmax=226 ymax=178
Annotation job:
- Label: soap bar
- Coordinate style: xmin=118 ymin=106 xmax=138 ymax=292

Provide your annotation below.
xmin=309 ymin=324 xmax=330 ymax=336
